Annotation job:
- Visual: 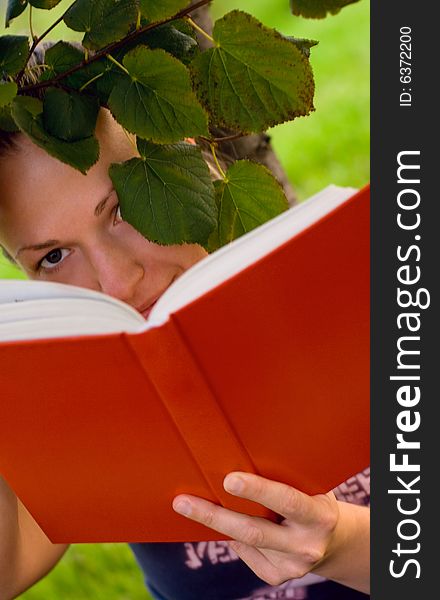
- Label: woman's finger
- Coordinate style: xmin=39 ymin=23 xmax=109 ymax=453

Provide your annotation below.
xmin=227 ymin=541 xmax=288 ymax=587
xmin=229 ymin=540 xmax=325 ymax=584
xmin=172 ymin=494 xmax=290 ymax=550
xmin=223 ymin=472 xmax=327 ymax=523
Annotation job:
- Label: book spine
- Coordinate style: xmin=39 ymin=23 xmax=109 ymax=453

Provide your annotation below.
xmin=125 ymin=318 xmax=271 ymax=519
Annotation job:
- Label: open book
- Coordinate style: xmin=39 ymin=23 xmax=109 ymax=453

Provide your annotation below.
xmin=0 ymin=184 xmax=370 ymax=543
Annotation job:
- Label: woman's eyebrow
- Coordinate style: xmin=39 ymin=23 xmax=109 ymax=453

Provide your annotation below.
xmin=15 ymin=190 xmax=116 ymax=259
xmin=94 ymin=189 xmax=115 ymax=217
xmin=15 ymin=240 xmax=61 ymax=259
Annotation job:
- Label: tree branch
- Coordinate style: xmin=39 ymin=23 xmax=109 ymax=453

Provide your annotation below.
xmin=16 ymin=10 xmax=70 ymax=84
xmin=19 ymin=0 xmax=213 ymax=94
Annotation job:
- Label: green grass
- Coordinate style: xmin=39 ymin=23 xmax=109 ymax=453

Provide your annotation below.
xmin=20 ymin=544 xmax=150 ymax=600
xmin=0 ymin=254 xmax=25 ymax=279
xmin=1 ymin=1 xmax=369 ymax=597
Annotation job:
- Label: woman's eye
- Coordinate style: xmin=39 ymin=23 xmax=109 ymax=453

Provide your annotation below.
xmin=113 ymin=203 xmax=123 ymax=225
xmin=39 ymin=248 xmax=70 ymax=270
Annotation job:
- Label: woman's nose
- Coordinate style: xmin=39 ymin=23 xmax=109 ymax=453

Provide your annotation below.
xmin=92 ymin=247 xmax=144 ymax=304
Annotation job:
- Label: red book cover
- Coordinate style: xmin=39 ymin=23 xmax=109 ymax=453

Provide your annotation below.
xmin=0 ymin=185 xmax=370 ymax=543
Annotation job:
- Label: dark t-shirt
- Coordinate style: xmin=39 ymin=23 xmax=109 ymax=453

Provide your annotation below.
xmin=129 ymin=469 xmax=370 ymax=600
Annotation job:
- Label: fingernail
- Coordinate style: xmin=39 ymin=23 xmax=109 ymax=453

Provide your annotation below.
xmin=173 ymin=499 xmax=192 ymax=516
xmin=224 ymin=474 xmax=244 ymax=495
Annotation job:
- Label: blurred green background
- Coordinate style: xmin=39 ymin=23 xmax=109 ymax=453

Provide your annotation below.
xmin=0 ymin=0 xmax=369 ymax=597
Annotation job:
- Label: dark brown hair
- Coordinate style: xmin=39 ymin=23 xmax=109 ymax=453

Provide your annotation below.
xmin=1 ymin=44 xmax=51 ymax=159
xmin=1 ymin=46 xmax=54 ymax=265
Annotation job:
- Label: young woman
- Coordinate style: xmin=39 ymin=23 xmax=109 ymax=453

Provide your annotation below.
xmin=0 ymin=109 xmax=370 ymax=600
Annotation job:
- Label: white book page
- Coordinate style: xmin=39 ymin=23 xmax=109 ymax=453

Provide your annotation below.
xmin=0 ymin=316 xmax=143 ymax=341
xmin=0 ymin=282 xmax=145 ymax=341
xmin=0 ymin=298 xmax=144 ymax=341
xmin=0 ymin=279 xmax=143 ymax=315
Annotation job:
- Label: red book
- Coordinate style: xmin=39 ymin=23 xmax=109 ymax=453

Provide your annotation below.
xmin=0 ymin=184 xmax=370 ymax=543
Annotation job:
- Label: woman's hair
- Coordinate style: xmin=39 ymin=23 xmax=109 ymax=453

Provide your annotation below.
xmin=0 ymin=44 xmax=49 ymax=160
xmin=0 ymin=45 xmax=52 ymax=265
xmin=0 ymin=130 xmax=18 ymax=159
xmin=0 ymin=126 xmax=19 ymax=261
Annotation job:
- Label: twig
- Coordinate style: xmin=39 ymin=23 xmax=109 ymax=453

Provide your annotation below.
xmin=107 ymin=54 xmax=130 ymax=75
xmin=210 ymin=143 xmax=227 ymax=179
xmin=186 ymin=16 xmax=214 ymax=44
xmin=29 ymin=6 xmax=35 ymax=41
xmin=19 ymin=0 xmax=213 ymax=94
xmin=16 ymin=10 xmax=70 ymax=84
xmin=79 ymin=72 xmax=105 ymax=93
xmin=200 ymin=132 xmax=245 ymax=144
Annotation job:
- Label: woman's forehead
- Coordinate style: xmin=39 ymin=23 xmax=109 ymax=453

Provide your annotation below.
xmin=1 ymin=111 xmax=135 ymax=207
xmin=0 ymin=139 xmax=102 ymax=214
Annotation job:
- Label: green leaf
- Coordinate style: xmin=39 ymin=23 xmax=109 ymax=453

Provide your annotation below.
xmin=109 ymin=140 xmax=216 ymax=246
xmin=286 ymin=36 xmax=319 ymax=58
xmin=86 ymin=20 xmax=199 ymax=102
xmin=171 ymin=18 xmax=198 ymax=39
xmin=212 ymin=160 xmax=288 ymax=248
xmin=0 ymin=106 xmax=19 ymax=132
xmin=191 ymin=10 xmax=315 ymax=133
xmin=39 ymin=41 xmax=85 ymax=81
xmin=92 ymin=65 xmax=125 ymax=103
xmin=39 ymin=41 xmax=116 ymax=102
xmin=5 ymin=0 xmax=28 ymax=28
xmin=43 ymin=89 xmax=99 ymax=142
xmin=136 ymin=22 xmax=199 ymax=65
xmin=108 ymin=46 xmax=208 ymax=144
xmin=290 ymin=0 xmax=360 ymax=19
xmin=13 ymin=94 xmax=40 ymax=115
xmin=139 ymin=0 xmax=190 ymax=22
xmin=64 ymin=0 xmax=139 ymax=50
xmin=12 ymin=96 xmax=99 ymax=174
xmin=0 ymin=81 xmax=18 ymax=108
xmin=29 ymin=0 xmax=62 ymax=9
xmin=0 ymin=35 xmax=29 ymax=77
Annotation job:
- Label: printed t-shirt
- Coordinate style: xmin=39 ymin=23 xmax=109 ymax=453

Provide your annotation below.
xmin=129 ymin=469 xmax=370 ymax=600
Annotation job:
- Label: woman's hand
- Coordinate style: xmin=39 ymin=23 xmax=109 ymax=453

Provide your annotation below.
xmin=172 ymin=472 xmax=370 ymax=594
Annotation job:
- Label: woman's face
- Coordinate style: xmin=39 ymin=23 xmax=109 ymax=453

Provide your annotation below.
xmin=0 ymin=112 xmax=207 ymax=318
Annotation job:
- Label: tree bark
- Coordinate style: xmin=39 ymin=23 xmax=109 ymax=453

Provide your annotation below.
xmin=190 ymin=1 xmax=298 ymax=206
